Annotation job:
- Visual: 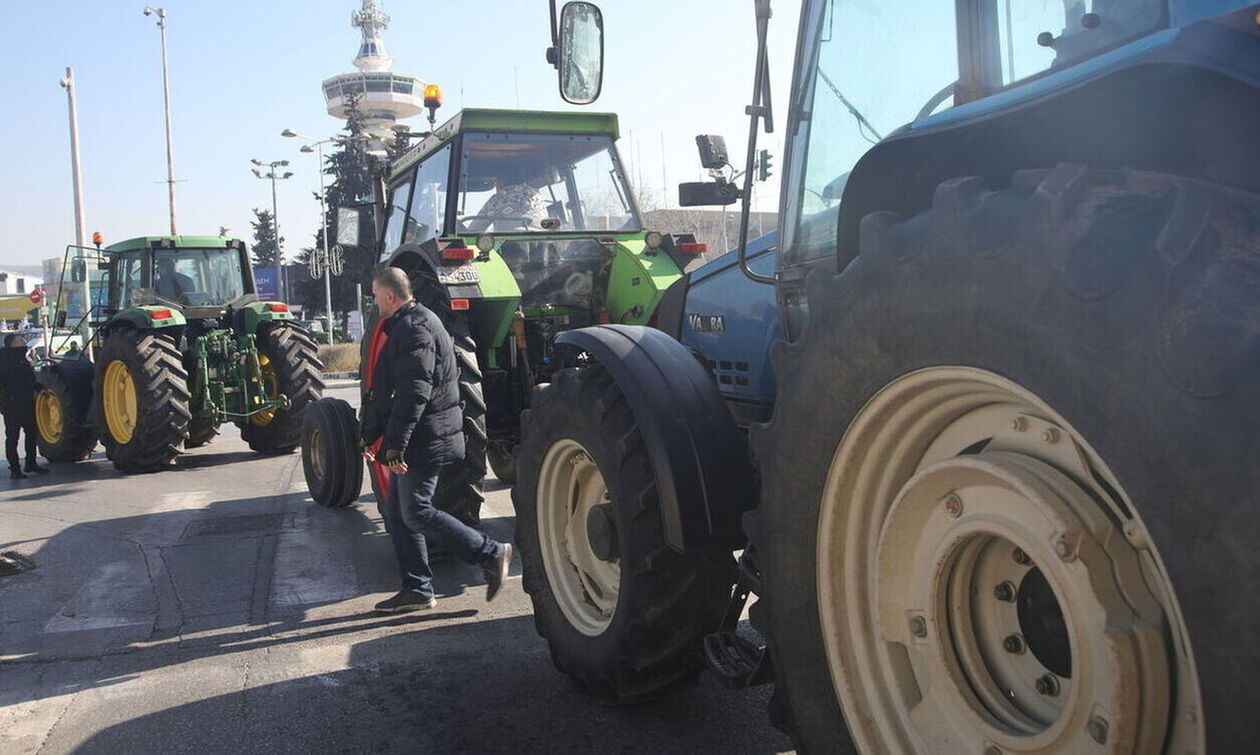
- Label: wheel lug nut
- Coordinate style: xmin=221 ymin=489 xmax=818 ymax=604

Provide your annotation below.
xmin=1054 ymin=536 xmax=1076 ymax=561
xmin=1010 ymin=416 xmax=1028 ymax=432
xmin=942 ymin=493 xmax=963 ymax=518
xmin=1012 ymin=547 xmax=1032 ymax=566
xmin=909 ymin=615 xmax=927 ymax=638
xmin=1087 ymin=716 xmax=1109 ymax=744
xmin=1002 ymin=634 xmax=1025 ymax=654
xmin=1042 ymin=427 xmax=1061 ymax=444
xmin=993 ymin=581 xmax=1017 ymax=602
xmin=1034 ymin=673 xmax=1060 ymax=696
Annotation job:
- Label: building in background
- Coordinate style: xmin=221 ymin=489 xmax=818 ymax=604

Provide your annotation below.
xmin=321 ymin=0 xmax=422 ymax=153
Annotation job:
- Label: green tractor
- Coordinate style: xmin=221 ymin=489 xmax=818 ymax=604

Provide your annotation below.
xmin=35 ymin=236 xmax=325 ymax=472
xmin=302 ymin=108 xmax=704 ymax=519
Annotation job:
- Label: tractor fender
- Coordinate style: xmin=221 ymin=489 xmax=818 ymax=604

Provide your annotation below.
xmin=556 ymin=324 xmax=755 ymax=553
xmin=105 ymin=306 xmax=186 ymax=332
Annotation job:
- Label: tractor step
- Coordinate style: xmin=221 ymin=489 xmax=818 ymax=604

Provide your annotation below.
xmin=702 ymin=630 xmax=772 ymax=688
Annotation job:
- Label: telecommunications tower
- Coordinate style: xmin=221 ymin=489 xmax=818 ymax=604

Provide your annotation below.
xmin=321 ymin=0 xmax=423 ymax=152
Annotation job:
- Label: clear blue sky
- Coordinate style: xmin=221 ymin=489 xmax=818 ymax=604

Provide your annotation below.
xmin=1 ymin=0 xmax=801 ymax=268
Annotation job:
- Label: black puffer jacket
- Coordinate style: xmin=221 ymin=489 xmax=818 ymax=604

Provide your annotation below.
xmin=0 ymin=346 xmax=36 ymax=421
xmin=361 ymin=300 xmax=465 ymax=467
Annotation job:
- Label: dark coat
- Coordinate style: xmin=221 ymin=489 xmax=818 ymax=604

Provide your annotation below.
xmin=0 ymin=346 xmax=36 ymax=420
xmin=361 ymin=300 xmax=465 ymax=467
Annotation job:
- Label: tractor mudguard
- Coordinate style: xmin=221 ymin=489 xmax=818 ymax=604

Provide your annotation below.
xmin=556 ymin=324 xmax=755 ymax=553
xmin=108 ymin=306 xmax=187 ymax=331
xmin=238 ymin=301 xmax=297 ymax=334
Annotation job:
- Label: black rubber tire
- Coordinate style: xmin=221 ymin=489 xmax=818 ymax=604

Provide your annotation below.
xmin=96 ymin=328 xmax=190 ymax=473
xmin=34 ymin=360 xmax=96 ymax=462
xmin=301 ymin=397 xmax=364 ymax=508
xmin=185 ymin=415 xmax=218 ymax=449
xmin=513 ymin=365 xmax=732 ymax=702
xmin=240 ymin=324 xmax=325 ymax=455
xmin=748 ymin=166 xmax=1260 ymax=752
xmin=486 ymin=441 xmax=517 ymax=484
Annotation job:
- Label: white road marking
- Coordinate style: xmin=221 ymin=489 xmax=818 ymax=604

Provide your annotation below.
xmin=43 ymin=561 xmax=152 ymax=633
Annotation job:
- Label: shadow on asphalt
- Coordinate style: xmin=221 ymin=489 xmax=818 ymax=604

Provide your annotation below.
xmin=71 ymin=613 xmax=793 ymax=755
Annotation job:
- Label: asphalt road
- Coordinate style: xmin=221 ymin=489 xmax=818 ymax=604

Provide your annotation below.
xmin=0 ymin=381 xmax=793 ymax=754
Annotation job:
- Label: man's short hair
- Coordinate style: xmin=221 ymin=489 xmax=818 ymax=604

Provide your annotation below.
xmin=373 ymin=267 xmax=412 ymax=300
xmin=5 ymin=334 xmax=25 ymax=348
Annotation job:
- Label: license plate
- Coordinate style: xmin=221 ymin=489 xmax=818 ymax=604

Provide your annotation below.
xmin=437 ymin=265 xmax=480 ymax=285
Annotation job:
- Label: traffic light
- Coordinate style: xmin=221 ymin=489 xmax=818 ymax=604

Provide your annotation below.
xmin=757 ymin=149 xmax=773 ymax=182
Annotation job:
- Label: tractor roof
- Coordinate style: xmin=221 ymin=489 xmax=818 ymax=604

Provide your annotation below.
xmin=105 ymin=236 xmax=244 ymax=252
xmin=390 ymin=108 xmax=620 ymax=180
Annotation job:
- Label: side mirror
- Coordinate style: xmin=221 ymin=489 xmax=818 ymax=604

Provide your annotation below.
xmin=695 ymin=135 xmax=730 ymax=170
xmin=678 ymin=180 xmax=741 ymax=207
xmin=554 ymin=2 xmax=604 ymax=105
xmin=55 ymin=311 xmax=68 ymax=328
xmin=70 ymin=259 xmax=87 ymax=283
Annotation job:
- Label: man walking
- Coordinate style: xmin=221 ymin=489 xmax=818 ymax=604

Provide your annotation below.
xmin=0 ymin=334 xmax=48 ymax=479
xmin=362 ymin=267 xmax=512 ymax=612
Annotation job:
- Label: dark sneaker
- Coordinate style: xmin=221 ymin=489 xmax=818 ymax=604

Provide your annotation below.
xmin=24 ymin=463 xmax=48 ymax=474
xmin=484 ymin=542 xmax=513 ymax=602
xmin=374 ymin=591 xmax=436 ymax=613
xmin=9 ymin=468 xmax=26 ymax=479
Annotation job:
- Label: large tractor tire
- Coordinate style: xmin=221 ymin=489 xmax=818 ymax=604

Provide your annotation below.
xmin=34 ymin=359 xmax=96 ymax=462
xmin=301 ymin=397 xmax=364 ymax=508
xmin=748 ymin=166 xmax=1258 ymax=753
xmin=240 ymin=324 xmax=324 ymax=455
xmin=433 ymin=312 xmax=487 ymax=525
xmin=486 ymin=441 xmax=517 ymax=484
xmin=96 ymin=328 xmax=190 ymax=472
xmin=513 ymin=365 xmax=731 ymax=702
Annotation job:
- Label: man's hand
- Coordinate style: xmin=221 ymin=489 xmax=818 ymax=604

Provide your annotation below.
xmin=361 ymin=447 xmax=375 ymax=462
xmin=387 ymin=459 xmax=408 ymax=475
xmin=380 ymin=448 xmax=408 ymax=475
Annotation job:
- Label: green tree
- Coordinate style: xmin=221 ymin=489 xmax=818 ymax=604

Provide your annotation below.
xmin=249 ymin=208 xmax=283 ymax=269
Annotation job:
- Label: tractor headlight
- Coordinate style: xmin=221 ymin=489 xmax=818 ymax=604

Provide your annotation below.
xmin=476 ymin=234 xmax=495 ymax=254
xmin=645 ymin=231 xmax=663 ymax=250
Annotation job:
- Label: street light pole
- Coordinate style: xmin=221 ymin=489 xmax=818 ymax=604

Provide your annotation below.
xmin=59 ymin=66 xmax=93 ymax=360
xmin=282 ymin=130 xmax=337 ymax=343
xmin=143 ymin=6 xmax=178 ymax=235
xmin=251 ymin=159 xmax=292 ymax=301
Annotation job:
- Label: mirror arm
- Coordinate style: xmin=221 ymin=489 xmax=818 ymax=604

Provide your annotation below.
xmin=737 ymin=0 xmax=777 ymax=286
xmin=546 ymin=0 xmax=560 ymax=67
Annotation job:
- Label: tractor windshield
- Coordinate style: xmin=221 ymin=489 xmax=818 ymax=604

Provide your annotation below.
xmin=455 ymin=133 xmax=640 ymax=234
xmin=153 ymin=249 xmax=246 ymax=308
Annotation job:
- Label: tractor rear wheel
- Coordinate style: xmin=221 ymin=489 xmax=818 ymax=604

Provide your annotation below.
xmin=514 ymin=365 xmax=731 ymax=702
xmin=486 ymin=441 xmax=517 ymax=484
xmin=240 ymin=324 xmax=324 ymax=455
xmin=750 ymin=166 xmax=1258 ymax=753
xmin=96 ymin=328 xmax=190 ymax=472
xmin=35 ymin=361 xmax=96 ymax=462
xmin=301 ymin=397 xmax=363 ymax=508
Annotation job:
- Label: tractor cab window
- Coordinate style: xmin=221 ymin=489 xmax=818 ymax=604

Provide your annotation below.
xmin=153 ymin=249 xmax=245 ymax=308
xmin=996 ymin=1 xmax=1166 ymax=86
xmin=456 ymin=133 xmax=639 ymax=234
xmin=381 ymin=144 xmax=454 ymax=261
xmin=113 ymin=252 xmax=145 ymax=310
xmin=782 ymin=0 xmax=958 ymax=266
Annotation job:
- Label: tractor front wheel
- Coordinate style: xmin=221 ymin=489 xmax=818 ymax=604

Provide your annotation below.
xmin=96 ymin=328 xmax=190 ymax=472
xmin=35 ymin=360 xmax=96 ymax=462
xmin=240 ymin=324 xmax=324 ymax=455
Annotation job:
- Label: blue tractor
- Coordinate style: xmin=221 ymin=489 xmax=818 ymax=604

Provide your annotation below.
xmin=515 ymin=1 xmax=1260 ymax=751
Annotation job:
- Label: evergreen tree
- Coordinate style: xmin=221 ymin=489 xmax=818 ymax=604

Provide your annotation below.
xmin=249 ymin=208 xmax=283 ymax=269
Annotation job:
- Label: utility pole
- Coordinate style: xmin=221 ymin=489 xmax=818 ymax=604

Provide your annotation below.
xmin=59 ymin=66 xmax=93 ymax=360
xmin=251 ymin=159 xmax=292 ymax=301
xmin=143 ymin=7 xmax=178 ymax=235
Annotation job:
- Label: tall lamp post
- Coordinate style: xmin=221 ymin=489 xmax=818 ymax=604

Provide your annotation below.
xmin=142 ymin=6 xmax=178 ymax=235
xmin=250 ymin=159 xmax=292 ymax=301
xmin=281 ymin=129 xmax=337 ymax=343
xmin=59 ymin=67 xmax=93 ymax=360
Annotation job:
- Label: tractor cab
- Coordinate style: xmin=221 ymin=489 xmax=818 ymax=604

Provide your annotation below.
xmin=100 ymin=236 xmax=256 ymax=321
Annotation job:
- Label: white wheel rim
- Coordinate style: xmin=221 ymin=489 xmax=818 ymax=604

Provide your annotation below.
xmin=537 ymin=438 xmax=619 ymax=635
xmin=816 ymin=367 xmax=1202 ymax=754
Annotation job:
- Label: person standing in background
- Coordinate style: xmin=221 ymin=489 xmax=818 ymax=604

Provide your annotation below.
xmin=0 ymin=334 xmax=48 ymax=479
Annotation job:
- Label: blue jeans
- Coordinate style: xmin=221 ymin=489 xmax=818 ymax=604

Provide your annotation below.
xmin=381 ymin=463 xmax=500 ymax=599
